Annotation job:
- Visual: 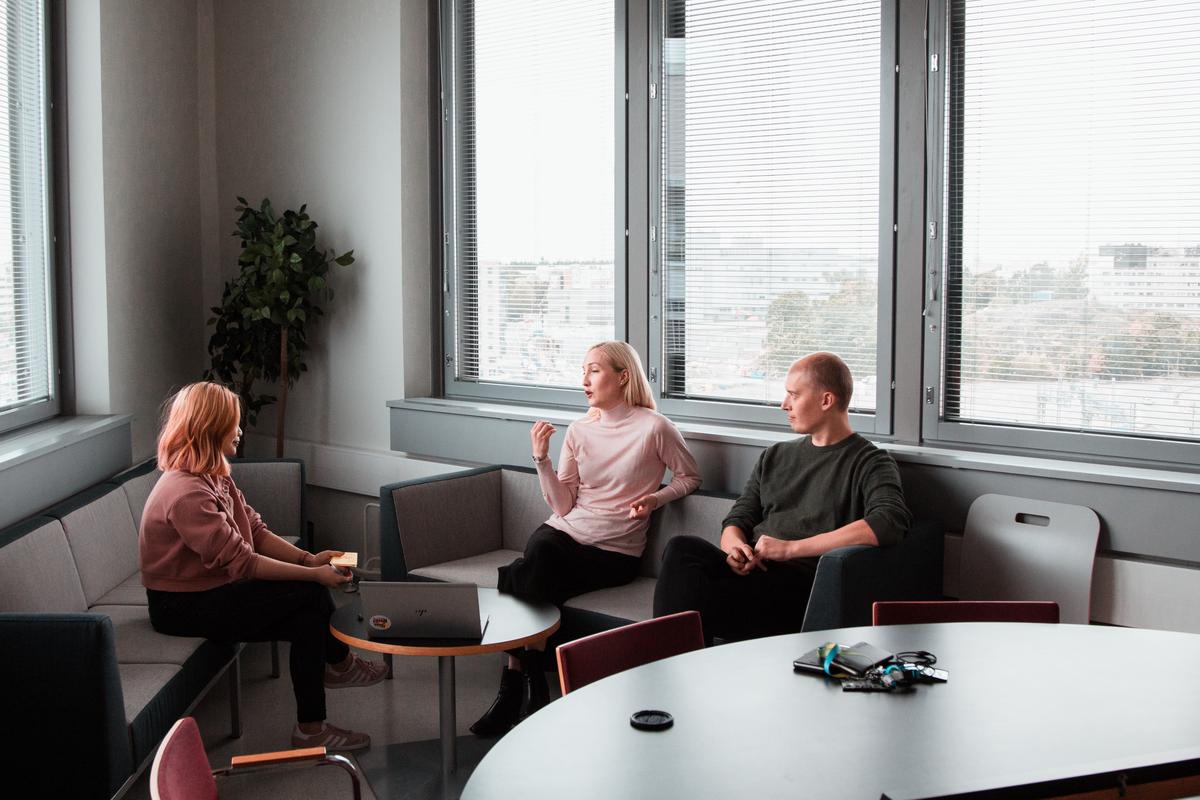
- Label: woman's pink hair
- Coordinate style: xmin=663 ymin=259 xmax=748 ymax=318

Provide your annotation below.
xmin=156 ymin=382 xmax=240 ymax=476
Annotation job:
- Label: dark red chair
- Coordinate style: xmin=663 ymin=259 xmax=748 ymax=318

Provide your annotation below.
xmin=872 ymin=600 xmax=1060 ymax=626
xmin=556 ymin=610 xmax=704 ymax=695
xmin=150 ymin=717 xmax=362 ymax=800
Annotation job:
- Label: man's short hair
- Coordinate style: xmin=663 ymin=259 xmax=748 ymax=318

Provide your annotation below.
xmin=797 ymin=352 xmax=853 ymax=411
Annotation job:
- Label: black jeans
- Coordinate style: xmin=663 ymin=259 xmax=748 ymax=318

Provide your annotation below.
xmin=148 ymin=580 xmax=349 ymax=723
xmin=652 ymin=535 xmax=817 ymax=644
xmin=498 ymin=524 xmax=641 ymax=607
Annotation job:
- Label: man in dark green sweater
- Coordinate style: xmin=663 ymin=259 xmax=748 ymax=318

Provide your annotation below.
xmin=653 ymin=352 xmax=911 ymax=641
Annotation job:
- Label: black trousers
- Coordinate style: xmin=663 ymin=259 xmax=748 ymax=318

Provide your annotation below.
xmin=652 ymin=535 xmax=817 ymax=644
xmin=147 ymin=580 xmax=349 ymax=723
xmin=498 ymin=524 xmax=641 ymax=608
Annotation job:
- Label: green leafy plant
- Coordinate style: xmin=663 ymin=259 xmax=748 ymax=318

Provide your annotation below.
xmin=204 ymin=197 xmax=355 ymax=456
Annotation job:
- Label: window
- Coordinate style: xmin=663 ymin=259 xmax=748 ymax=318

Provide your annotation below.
xmin=0 ymin=0 xmax=55 ymax=434
xmin=655 ymin=0 xmax=891 ymax=426
xmin=441 ymin=0 xmax=893 ymax=427
xmin=928 ymin=0 xmax=1200 ymax=461
xmin=442 ymin=0 xmax=619 ymax=401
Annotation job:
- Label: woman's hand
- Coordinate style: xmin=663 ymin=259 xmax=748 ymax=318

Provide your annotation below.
xmin=307 ymin=550 xmax=343 ymax=567
xmin=530 ymin=421 xmax=557 ymax=460
xmin=314 ymin=563 xmax=352 ymax=588
xmin=628 ymin=494 xmax=659 ymax=519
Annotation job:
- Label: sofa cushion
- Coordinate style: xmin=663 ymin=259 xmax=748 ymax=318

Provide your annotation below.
xmin=94 ymin=572 xmax=148 ymax=606
xmin=409 ymin=549 xmax=522 ymax=587
xmin=0 ymin=517 xmax=88 ymax=613
xmin=91 ymin=605 xmax=208 ymax=665
xmin=392 ymin=469 xmax=504 ymax=570
xmin=52 ymin=484 xmax=140 ymax=606
xmin=112 ymin=461 xmax=162 ymax=532
xmin=643 ymin=492 xmax=731 ymax=578
xmin=118 ymin=662 xmax=181 ymax=725
xmin=230 ymin=460 xmax=304 ymax=540
xmin=123 ymin=639 xmax=238 ymax=765
xmin=500 ymin=468 xmax=549 ymax=552
xmin=564 ymin=576 xmax=656 ymax=622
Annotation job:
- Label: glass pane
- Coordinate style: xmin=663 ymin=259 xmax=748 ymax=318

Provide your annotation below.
xmin=454 ymin=0 xmax=615 ymax=388
xmin=661 ymin=0 xmax=881 ymax=411
xmin=944 ymin=0 xmax=1200 ymax=441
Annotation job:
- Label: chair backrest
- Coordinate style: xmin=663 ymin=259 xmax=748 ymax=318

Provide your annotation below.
xmin=958 ymin=494 xmax=1099 ymax=624
xmin=556 ymin=610 xmax=704 ymax=695
xmin=150 ymin=717 xmax=217 ymax=800
xmin=873 ymin=600 xmax=1060 ymax=626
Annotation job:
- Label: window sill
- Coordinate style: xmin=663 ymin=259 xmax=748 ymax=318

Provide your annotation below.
xmin=387 ymin=397 xmax=1200 ymax=495
xmin=0 ymin=415 xmax=132 ymax=529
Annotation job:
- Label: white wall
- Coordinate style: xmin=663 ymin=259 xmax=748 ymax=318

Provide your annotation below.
xmin=67 ymin=0 xmax=207 ymax=461
xmin=207 ymin=0 xmax=431 ymax=454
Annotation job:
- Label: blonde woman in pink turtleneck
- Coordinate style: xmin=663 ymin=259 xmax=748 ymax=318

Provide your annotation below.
xmin=470 ymin=341 xmax=701 ymax=737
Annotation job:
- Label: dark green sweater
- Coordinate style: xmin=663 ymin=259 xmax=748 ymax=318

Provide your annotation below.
xmin=721 ymin=433 xmax=911 ymax=548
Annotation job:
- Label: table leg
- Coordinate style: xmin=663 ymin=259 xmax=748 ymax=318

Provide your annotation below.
xmin=439 ymin=655 xmax=456 ymax=782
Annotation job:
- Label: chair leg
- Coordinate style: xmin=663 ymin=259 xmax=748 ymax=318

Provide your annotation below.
xmin=270 ymin=640 xmax=281 ymax=678
xmin=385 ymin=653 xmax=393 ymax=680
xmin=229 ymin=654 xmax=243 ymax=739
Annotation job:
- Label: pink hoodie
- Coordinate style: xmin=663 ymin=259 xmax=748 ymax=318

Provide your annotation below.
xmin=139 ymin=470 xmax=269 ymax=591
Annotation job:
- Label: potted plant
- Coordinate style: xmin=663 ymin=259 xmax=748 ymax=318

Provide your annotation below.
xmin=205 ymin=197 xmax=355 ymax=456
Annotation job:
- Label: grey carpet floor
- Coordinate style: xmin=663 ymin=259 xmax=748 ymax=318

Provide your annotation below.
xmin=124 ymin=590 xmax=560 ymax=799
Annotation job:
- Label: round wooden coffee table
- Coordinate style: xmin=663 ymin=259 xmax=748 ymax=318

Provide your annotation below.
xmin=330 ymin=587 xmax=558 ymax=795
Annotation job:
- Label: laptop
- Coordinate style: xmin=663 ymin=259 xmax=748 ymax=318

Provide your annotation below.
xmin=358 ymin=581 xmax=487 ymax=640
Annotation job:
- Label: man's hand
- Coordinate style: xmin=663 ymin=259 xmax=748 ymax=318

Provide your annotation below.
xmin=753 ymin=535 xmax=794 ymax=563
xmin=725 ymin=541 xmax=766 ymax=575
xmin=629 ymin=494 xmax=659 ymax=519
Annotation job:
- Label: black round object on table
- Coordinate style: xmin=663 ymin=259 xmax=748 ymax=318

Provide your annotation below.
xmin=630 ymin=709 xmax=674 ymax=731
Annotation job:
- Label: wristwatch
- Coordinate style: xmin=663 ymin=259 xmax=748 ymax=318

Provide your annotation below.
xmin=532 ymin=454 xmax=549 ymax=464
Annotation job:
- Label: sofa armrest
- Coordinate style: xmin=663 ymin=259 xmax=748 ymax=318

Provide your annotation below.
xmin=0 ymin=612 xmax=133 ymax=799
xmin=380 ymin=466 xmax=505 ymax=580
xmin=801 ymin=519 xmax=945 ymax=632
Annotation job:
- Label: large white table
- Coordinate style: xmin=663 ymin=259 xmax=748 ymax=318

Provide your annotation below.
xmin=463 ymin=622 xmax=1200 ymax=799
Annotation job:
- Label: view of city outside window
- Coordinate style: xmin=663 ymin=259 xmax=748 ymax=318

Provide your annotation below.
xmin=0 ymin=0 xmax=52 ymax=422
xmin=660 ymin=0 xmax=880 ymax=411
xmin=943 ymin=0 xmax=1200 ymax=441
xmin=453 ymin=1 xmax=614 ymax=389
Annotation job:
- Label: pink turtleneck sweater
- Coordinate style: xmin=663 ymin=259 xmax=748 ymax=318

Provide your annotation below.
xmin=536 ymin=404 xmax=701 ymax=556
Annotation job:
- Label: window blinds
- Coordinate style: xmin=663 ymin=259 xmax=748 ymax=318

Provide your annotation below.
xmin=0 ymin=0 xmax=52 ymax=423
xmin=942 ymin=0 xmax=1200 ymax=441
xmin=451 ymin=0 xmax=615 ymax=389
xmin=660 ymin=0 xmax=881 ymax=411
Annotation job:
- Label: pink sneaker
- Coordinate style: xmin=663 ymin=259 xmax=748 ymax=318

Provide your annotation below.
xmin=291 ymin=722 xmax=370 ymax=752
xmin=325 ymin=653 xmax=387 ymax=689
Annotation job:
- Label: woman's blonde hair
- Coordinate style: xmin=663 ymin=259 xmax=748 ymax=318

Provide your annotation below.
xmin=585 ymin=341 xmax=656 ymax=416
xmin=156 ymin=382 xmax=241 ymax=476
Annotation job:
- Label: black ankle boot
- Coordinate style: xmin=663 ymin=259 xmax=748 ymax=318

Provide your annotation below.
xmin=521 ymin=666 xmax=550 ymax=719
xmin=470 ymin=667 xmax=523 ymax=737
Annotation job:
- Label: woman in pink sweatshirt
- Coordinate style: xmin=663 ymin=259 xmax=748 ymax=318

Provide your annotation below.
xmin=471 ymin=341 xmax=701 ymax=737
xmin=140 ymin=382 xmax=386 ymax=752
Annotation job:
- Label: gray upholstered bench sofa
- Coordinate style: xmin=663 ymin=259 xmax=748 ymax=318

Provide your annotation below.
xmin=380 ymin=464 xmax=943 ymax=645
xmin=0 ymin=457 xmax=307 ymax=800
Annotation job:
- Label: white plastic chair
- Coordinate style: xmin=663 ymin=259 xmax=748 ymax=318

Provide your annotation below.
xmin=959 ymin=494 xmax=1100 ymax=624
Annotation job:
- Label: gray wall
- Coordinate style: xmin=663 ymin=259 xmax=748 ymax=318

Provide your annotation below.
xmin=205 ymin=0 xmax=431 ymax=453
xmin=67 ymin=0 xmax=207 ymax=461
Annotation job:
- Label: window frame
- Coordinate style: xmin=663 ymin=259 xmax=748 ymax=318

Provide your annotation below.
xmin=438 ymin=0 xmax=629 ymax=407
xmin=920 ymin=0 xmax=1200 ymax=468
xmin=0 ymin=0 xmax=58 ymax=436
